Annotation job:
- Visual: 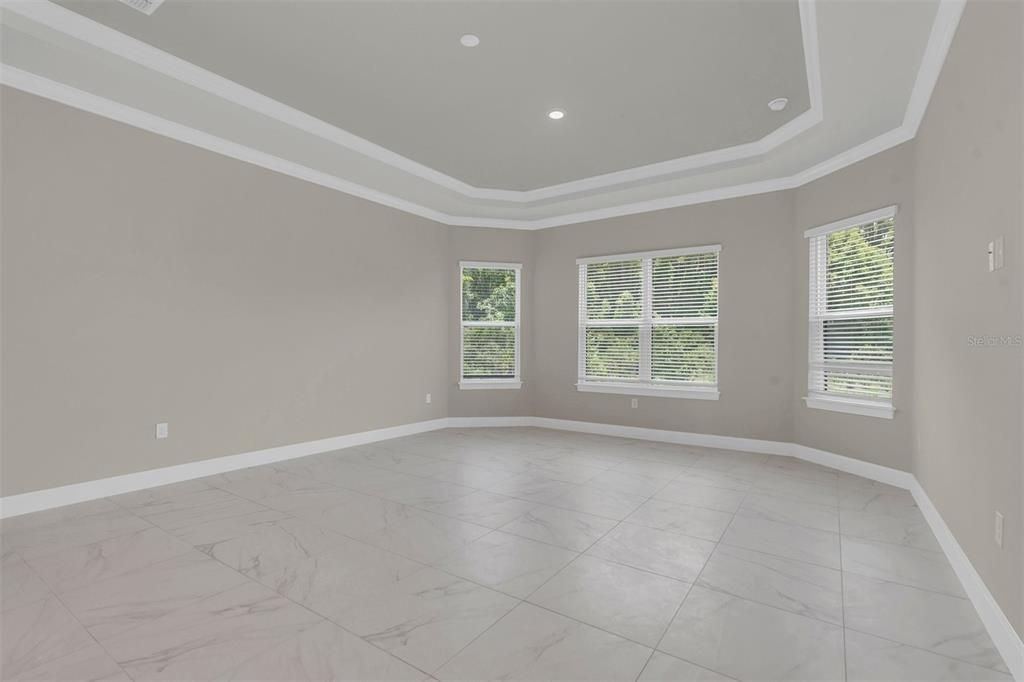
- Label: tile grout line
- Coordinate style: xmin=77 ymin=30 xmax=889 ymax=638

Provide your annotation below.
xmin=359 ymin=443 xmax=807 ymax=679
xmin=424 ymin=456 xmax=677 ymax=678
xmin=6 ymin=431 xmax=996 ymax=679
xmin=633 ymin=463 xmax=761 ymax=681
xmin=238 ymin=447 xmax=1014 ymax=677
xmin=8 ymin=545 xmax=138 ymax=681
xmin=836 ymin=476 xmax=850 ymax=682
xmin=73 ymin=482 xmax=428 ymax=680
xmin=119 ymin=482 xmax=444 ymax=680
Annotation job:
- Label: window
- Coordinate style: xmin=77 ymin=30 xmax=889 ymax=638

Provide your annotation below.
xmin=577 ymin=245 xmax=719 ymax=399
xmin=460 ymin=262 xmax=522 ymax=389
xmin=805 ymin=206 xmax=896 ymax=418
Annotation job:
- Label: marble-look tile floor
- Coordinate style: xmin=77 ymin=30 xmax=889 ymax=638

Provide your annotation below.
xmin=0 ymin=427 xmax=1011 ymax=681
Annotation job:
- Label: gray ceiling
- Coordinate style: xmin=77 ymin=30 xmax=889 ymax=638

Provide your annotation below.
xmin=57 ymin=0 xmax=810 ymax=191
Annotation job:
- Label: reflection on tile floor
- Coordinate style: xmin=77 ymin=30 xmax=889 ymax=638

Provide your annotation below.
xmin=0 ymin=427 xmax=1011 ymax=681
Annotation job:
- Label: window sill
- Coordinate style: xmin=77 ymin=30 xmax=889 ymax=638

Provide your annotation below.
xmin=576 ymin=382 xmax=719 ymax=400
xmin=804 ymin=395 xmax=894 ymax=419
xmin=459 ymin=380 xmax=522 ymax=390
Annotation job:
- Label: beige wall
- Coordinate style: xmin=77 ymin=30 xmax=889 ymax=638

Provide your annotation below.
xmin=0 ymin=87 xmax=450 ymax=496
xmin=792 ymin=143 xmax=916 ymax=470
xmin=531 ymin=193 xmax=796 ymax=443
xmin=447 ymin=226 xmax=535 ymax=418
xmin=911 ymin=0 xmax=1023 ymax=637
xmin=1 ymin=7 xmax=1021 ymax=643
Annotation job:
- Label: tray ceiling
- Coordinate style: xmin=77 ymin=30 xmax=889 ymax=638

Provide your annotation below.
xmin=48 ymin=0 xmax=811 ymax=191
xmin=0 ymin=0 xmax=959 ymax=228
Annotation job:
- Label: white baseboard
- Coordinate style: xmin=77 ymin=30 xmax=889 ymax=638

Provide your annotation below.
xmin=909 ymin=480 xmax=1024 ymax=681
xmin=466 ymin=415 xmax=1022 ymax=676
xmin=2 ymin=414 xmax=1019 ymax=679
xmin=529 ymin=417 xmax=793 ymax=456
xmin=789 ymin=443 xmax=916 ymax=489
xmin=0 ymin=418 xmax=449 ymax=519
xmin=446 ymin=416 xmax=534 ymax=429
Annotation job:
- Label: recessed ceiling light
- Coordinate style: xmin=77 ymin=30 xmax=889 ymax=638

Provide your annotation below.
xmin=548 ymin=110 xmax=565 ymax=120
xmin=768 ymin=97 xmax=789 ymax=112
xmin=460 ymin=34 xmax=480 ymax=47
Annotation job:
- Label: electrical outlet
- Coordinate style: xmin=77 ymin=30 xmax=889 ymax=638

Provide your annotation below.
xmin=425 ymin=393 xmax=432 ymax=404
xmin=995 ymin=511 xmax=1004 ymax=548
xmin=630 ymin=398 xmax=638 ymax=409
xmin=155 ymin=422 xmax=169 ymax=440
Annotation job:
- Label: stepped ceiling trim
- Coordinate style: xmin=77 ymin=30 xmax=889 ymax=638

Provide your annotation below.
xmin=0 ymin=0 xmax=963 ymax=229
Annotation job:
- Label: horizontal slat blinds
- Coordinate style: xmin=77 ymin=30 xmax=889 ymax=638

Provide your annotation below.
xmin=461 ymin=264 xmax=521 ymax=381
xmin=808 ymin=213 xmax=895 ymax=403
xmin=463 ymin=327 xmax=516 ymax=378
xmin=579 ymin=246 xmax=719 ymax=391
xmin=582 ymin=259 xmax=642 ymax=380
xmin=585 ymin=260 xmax=643 ymax=321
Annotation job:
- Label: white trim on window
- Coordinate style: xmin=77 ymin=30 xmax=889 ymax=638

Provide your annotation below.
xmin=804 ymin=395 xmax=895 ymax=419
xmin=805 ymin=206 xmax=896 ymax=417
xmin=803 ymin=205 xmax=898 ymax=239
xmin=576 ymin=244 xmax=722 ymax=266
xmin=459 ymin=379 xmax=523 ymax=390
xmin=459 ymin=261 xmax=522 ymax=390
xmin=576 ymin=382 xmax=719 ymax=400
xmin=576 ymin=245 xmax=720 ymax=399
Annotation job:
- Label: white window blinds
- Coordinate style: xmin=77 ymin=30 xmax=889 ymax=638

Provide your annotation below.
xmin=806 ymin=207 xmax=895 ymax=411
xmin=577 ymin=246 xmax=719 ymax=398
xmin=460 ymin=262 xmax=521 ymax=387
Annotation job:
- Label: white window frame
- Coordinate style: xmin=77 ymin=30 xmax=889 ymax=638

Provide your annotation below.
xmin=804 ymin=206 xmax=896 ymax=419
xmin=459 ymin=261 xmax=522 ymax=390
xmin=576 ymin=245 xmax=720 ymax=400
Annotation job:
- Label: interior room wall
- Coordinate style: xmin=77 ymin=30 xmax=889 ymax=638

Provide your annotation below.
xmin=530 ymin=193 xmax=796 ymax=444
xmin=791 ymin=143 xmax=916 ymax=471
xmin=447 ymin=226 xmax=535 ymax=418
xmin=0 ymin=87 xmax=450 ymax=496
xmin=2 ymin=9 xmax=1021 ymax=651
xmin=910 ymin=0 xmax=1023 ymax=637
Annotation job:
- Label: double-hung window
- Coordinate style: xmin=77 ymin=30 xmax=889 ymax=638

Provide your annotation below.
xmin=459 ymin=262 xmax=522 ymax=389
xmin=805 ymin=206 xmax=896 ymax=418
xmin=576 ymin=245 xmax=719 ymax=399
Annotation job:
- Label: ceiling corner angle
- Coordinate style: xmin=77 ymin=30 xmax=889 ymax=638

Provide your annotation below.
xmin=0 ymin=0 xmax=963 ymax=230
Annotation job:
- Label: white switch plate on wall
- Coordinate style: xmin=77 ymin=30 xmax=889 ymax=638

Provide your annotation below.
xmin=988 ymin=236 xmax=1004 ymax=271
xmin=155 ymin=422 xmax=169 ymax=439
xmin=425 ymin=393 xmax=432 ymax=404
xmin=994 ymin=511 xmax=1004 ymax=548
xmin=630 ymin=398 xmax=638 ymax=409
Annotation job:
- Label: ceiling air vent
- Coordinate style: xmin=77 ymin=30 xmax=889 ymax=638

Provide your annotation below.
xmin=117 ymin=0 xmax=165 ymax=15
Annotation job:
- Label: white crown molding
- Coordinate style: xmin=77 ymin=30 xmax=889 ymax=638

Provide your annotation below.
xmin=0 ymin=0 xmax=963 ymax=230
xmin=0 ymin=0 xmax=822 ymax=203
xmin=903 ymin=0 xmax=966 ymax=136
xmin=1 ymin=413 xmax=1018 ymax=680
xmin=0 ymin=0 xmax=481 ymax=196
xmin=0 ymin=65 xmax=463 ymax=226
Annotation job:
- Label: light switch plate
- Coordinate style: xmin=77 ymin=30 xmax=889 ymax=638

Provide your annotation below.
xmin=155 ymin=422 xmax=169 ymax=439
xmin=988 ymin=237 xmax=1005 ymax=271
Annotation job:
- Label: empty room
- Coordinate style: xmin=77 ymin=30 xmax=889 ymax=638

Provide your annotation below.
xmin=1 ymin=0 xmax=1022 ymax=680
